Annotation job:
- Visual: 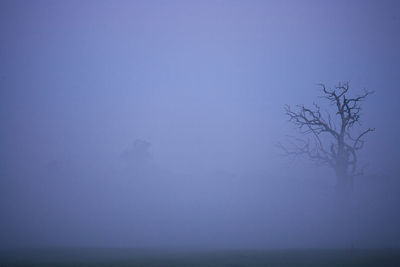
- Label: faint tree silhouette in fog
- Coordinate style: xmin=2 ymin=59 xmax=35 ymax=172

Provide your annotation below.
xmin=280 ymin=82 xmax=374 ymax=197
xmin=120 ymin=139 xmax=152 ymax=169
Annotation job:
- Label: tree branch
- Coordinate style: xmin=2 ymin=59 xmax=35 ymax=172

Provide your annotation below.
xmin=281 ymin=82 xmax=373 ymax=179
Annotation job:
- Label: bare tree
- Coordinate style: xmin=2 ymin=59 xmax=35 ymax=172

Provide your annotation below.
xmin=280 ymin=82 xmax=374 ymax=197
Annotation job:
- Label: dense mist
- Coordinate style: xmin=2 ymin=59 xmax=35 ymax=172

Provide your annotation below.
xmin=1 ymin=0 xmax=400 ymax=250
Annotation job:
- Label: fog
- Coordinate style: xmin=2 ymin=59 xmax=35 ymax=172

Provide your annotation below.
xmin=1 ymin=0 xmax=400 ymax=250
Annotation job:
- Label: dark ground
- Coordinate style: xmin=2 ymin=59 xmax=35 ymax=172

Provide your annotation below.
xmin=0 ymin=248 xmax=400 ymax=266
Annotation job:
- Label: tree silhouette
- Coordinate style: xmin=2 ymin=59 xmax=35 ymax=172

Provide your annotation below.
xmin=281 ymin=82 xmax=374 ymax=197
xmin=120 ymin=139 xmax=152 ymax=170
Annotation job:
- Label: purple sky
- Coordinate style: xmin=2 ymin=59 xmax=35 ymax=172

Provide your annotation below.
xmin=1 ymin=0 xmax=400 ymax=249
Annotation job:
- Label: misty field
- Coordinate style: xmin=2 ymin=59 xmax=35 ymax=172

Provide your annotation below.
xmin=1 ymin=248 xmax=400 ymax=266
xmin=2 ymin=1 xmax=400 ymax=266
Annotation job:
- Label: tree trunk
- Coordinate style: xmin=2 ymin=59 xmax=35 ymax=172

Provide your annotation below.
xmin=334 ymin=144 xmax=353 ymax=198
xmin=335 ymin=174 xmax=353 ymax=196
xmin=334 ymin=163 xmax=353 ymax=200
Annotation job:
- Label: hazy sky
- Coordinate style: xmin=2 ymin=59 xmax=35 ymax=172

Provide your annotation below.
xmin=1 ymin=0 xmax=400 ymax=249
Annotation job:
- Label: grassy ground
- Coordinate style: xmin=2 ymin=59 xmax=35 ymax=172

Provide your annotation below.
xmin=0 ymin=248 xmax=399 ymax=266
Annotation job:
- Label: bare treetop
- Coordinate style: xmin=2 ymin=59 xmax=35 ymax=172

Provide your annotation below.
xmin=281 ymin=82 xmax=374 ymax=195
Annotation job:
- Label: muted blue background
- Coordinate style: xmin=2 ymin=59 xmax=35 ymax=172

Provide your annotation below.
xmin=1 ymin=0 xmax=400 ymax=249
